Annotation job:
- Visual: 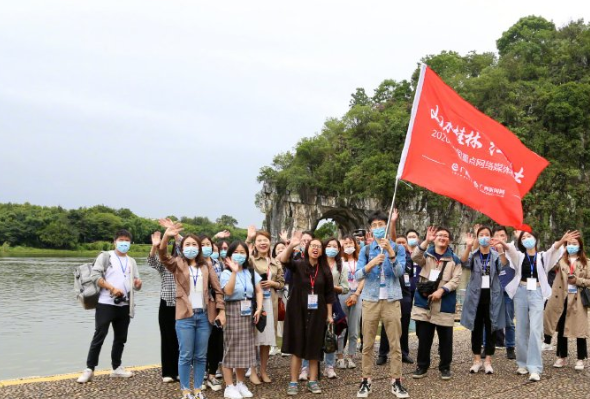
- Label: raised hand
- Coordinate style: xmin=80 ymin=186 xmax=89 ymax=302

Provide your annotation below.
xmin=425 ymin=226 xmax=437 ymax=244
xmin=464 ymin=232 xmax=474 ymax=247
xmin=279 ymin=230 xmax=289 ymax=243
xmin=151 ymin=231 xmax=162 ymax=247
xmin=158 ymin=218 xmax=176 ymax=229
xmin=225 ymin=257 xmax=239 ymax=273
xmin=391 ymin=208 xmax=399 ymax=222
xmin=560 ymin=230 xmax=581 ymax=246
xmin=164 ymin=223 xmax=183 ymax=238
xmin=290 ymin=231 xmax=302 ymax=248
xmin=214 ymin=230 xmax=231 ymax=239
xmin=247 ymin=225 xmax=257 ymax=241
xmin=490 ymin=238 xmax=508 ymax=250
xmin=473 ymin=224 xmax=481 ymax=234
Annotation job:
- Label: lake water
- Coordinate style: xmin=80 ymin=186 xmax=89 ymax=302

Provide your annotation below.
xmin=0 ymin=256 xmax=162 ymax=380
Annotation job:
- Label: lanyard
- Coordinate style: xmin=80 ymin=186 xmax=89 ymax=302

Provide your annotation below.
xmin=479 ymin=252 xmax=489 ymax=275
xmin=347 ymin=260 xmax=356 ymax=276
xmin=238 ymin=270 xmax=249 ymax=299
xmin=115 ymin=254 xmax=128 ymax=276
xmin=527 ymin=254 xmax=537 ymax=277
xmin=190 ymin=266 xmax=200 ymax=288
xmin=570 ymin=259 xmax=577 ymax=275
xmin=309 ymin=264 xmax=320 ymax=294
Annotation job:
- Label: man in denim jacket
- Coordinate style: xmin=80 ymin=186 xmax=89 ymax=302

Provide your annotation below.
xmin=354 ymin=211 xmax=409 ymax=398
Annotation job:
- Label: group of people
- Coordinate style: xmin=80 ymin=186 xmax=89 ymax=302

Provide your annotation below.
xmin=75 ymin=211 xmax=590 ymax=399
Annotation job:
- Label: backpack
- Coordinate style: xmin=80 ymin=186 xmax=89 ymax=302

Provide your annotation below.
xmin=73 ymin=251 xmax=110 ymax=310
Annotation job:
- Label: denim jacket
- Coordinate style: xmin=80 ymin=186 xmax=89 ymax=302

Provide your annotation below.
xmin=355 ymin=240 xmax=406 ymax=302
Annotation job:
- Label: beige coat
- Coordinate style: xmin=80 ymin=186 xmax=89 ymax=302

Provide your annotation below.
xmin=250 ymin=255 xmax=285 ymax=332
xmin=411 ymin=246 xmax=462 ymax=327
xmin=544 ymin=257 xmax=590 ymax=338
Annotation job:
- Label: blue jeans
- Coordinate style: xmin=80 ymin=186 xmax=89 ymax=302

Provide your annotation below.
xmin=337 ymin=290 xmax=362 ymax=356
xmin=514 ymin=284 xmax=544 ymax=374
xmin=504 ymin=292 xmax=515 ymax=348
xmin=175 ymin=310 xmax=212 ymax=391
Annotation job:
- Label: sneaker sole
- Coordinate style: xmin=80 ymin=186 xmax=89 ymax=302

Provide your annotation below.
xmin=440 ymin=375 xmax=451 ymax=380
xmin=208 ymin=384 xmax=223 ymax=392
xmin=392 ymin=392 xmax=409 ymax=399
xmin=412 ymin=373 xmax=427 ymax=379
xmin=357 ymin=392 xmax=370 ymax=398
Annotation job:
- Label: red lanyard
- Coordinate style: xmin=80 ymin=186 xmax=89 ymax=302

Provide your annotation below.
xmin=570 ymin=260 xmax=576 ymax=275
xmin=309 ymin=264 xmax=319 ymax=293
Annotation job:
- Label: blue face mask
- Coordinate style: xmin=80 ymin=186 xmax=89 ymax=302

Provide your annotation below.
xmin=183 ymin=247 xmax=199 ymax=259
xmin=407 ymin=238 xmax=419 ymax=247
xmin=372 ymin=227 xmax=386 ymax=239
xmin=567 ymin=245 xmax=580 ymax=255
xmin=326 ymin=248 xmax=339 ymax=258
xmin=359 ymin=241 xmax=365 ymax=248
xmin=116 ymin=241 xmax=130 ymax=254
xmin=478 ymin=237 xmax=490 ymax=247
xmin=232 ymin=253 xmax=247 ymax=266
xmin=522 ymin=237 xmax=536 ymax=249
xmin=220 ymin=250 xmax=228 ymax=258
xmin=201 ymin=246 xmax=213 ymax=258
xmin=211 ymin=252 xmax=220 ymax=260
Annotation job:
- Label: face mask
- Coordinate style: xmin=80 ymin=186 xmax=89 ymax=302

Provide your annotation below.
xmin=567 ymin=245 xmax=580 ymax=255
xmin=220 ymin=250 xmax=228 ymax=258
xmin=344 ymin=247 xmax=355 ymax=255
xmin=211 ymin=252 xmax=220 ymax=260
xmin=116 ymin=241 xmax=130 ymax=254
xmin=372 ymin=227 xmax=386 ymax=239
xmin=326 ymin=248 xmax=339 ymax=258
xmin=183 ymin=246 xmax=199 ymax=259
xmin=232 ymin=253 xmax=247 ymax=266
xmin=407 ymin=238 xmax=419 ymax=247
xmin=359 ymin=241 xmax=365 ymax=248
xmin=201 ymin=246 xmax=213 ymax=258
xmin=522 ymin=237 xmax=536 ymax=249
xmin=478 ymin=237 xmax=490 ymax=247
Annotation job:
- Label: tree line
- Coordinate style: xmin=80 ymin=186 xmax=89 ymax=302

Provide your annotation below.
xmin=0 ymin=202 xmax=247 ymax=250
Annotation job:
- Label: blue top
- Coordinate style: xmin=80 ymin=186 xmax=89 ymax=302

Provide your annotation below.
xmin=220 ymin=269 xmax=262 ymax=301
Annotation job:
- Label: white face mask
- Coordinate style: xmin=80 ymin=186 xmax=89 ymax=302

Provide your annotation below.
xmin=343 ymin=247 xmax=355 ymax=255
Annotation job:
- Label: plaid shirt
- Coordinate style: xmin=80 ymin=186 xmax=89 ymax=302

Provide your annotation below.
xmin=147 ymin=255 xmax=176 ymax=306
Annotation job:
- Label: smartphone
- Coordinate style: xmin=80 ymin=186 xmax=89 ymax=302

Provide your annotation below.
xmin=259 ymin=273 xmax=268 ymax=281
xmin=214 ymin=319 xmax=222 ymax=329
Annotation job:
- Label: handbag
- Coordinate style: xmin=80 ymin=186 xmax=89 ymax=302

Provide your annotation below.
xmin=580 ymin=287 xmax=590 ymax=308
xmin=332 ymin=297 xmax=348 ymax=336
xmin=251 ymin=268 xmax=267 ymax=333
xmin=416 ymin=261 xmax=448 ymax=298
xmin=277 ymin=297 xmax=286 ymax=321
xmin=323 ymin=323 xmax=338 ymax=354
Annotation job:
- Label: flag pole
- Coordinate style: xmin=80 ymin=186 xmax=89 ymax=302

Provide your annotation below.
xmin=383 ymin=177 xmax=400 ymax=242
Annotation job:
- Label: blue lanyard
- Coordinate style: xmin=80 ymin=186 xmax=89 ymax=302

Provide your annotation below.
xmin=115 ymin=254 xmax=128 ymax=276
xmin=190 ymin=267 xmax=200 ymax=288
xmin=527 ymin=254 xmax=537 ymax=277
xmin=238 ymin=270 xmax=249 ymax=299
xmin=479 ymin=252 xmax=489 ymax=275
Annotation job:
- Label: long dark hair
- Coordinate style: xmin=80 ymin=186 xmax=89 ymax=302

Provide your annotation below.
xmin=180 ymin=234 xmax=206 ymax=266
xmin=323 ymin=237 xmax=342 ymax=273
xmin=517 ymin=231 xmax=539 ymax=253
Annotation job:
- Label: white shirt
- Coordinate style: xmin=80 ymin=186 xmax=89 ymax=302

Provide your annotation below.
xmin=189 ymin=266 xmax=204 ymax=309
xmin=343 ymin=259 xmax=358 ymax=291
xmin=98 ymin=252 xmax=131 ymax=307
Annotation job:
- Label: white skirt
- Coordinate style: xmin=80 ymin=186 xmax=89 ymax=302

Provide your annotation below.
xmin=255 ymin=294 xmax=276 ymax=346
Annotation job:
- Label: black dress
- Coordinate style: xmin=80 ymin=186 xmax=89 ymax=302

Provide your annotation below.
xmin=281 ymin=259 xmax=335 ymax=360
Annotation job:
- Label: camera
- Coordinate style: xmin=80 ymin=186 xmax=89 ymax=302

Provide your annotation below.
xmin=114 ymin=295 xmax=128 ymax=304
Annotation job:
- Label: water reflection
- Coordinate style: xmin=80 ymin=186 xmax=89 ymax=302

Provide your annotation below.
xmin=0 ymin=256 xmax=162 ymax=380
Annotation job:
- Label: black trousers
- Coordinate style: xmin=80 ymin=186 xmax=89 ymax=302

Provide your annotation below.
xmin=159 ymin=299 xmax=179 ymax=378
xmin=472 ymin=301 xmax=495 ymax=356
xmin=207 ymin=323 xmax=224 ymax=375
xmin=379 ymin=312 xmax=411 ymax=358
xmin=86 ymin=303 xmax=130 ymax=370
xmin=415 ymin=320 xmax=453 ymax=371
xmin=556 ymin=299 xmax=588 ymax=360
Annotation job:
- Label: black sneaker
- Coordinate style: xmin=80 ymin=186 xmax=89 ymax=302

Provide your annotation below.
xmin=507 ymin=348 xmax=516 ymax=360
xmin=391 ymin=379 xmax=409 ymax=398
xmin=357 ymin=379 xmax=371 ymax=398
xmin=412 ymin=368 xmax=427 ymax=379
xmin=376 ymin=356 xmax=387 ymax=366
xmin=440 ymin=369 xmax=452 ymax=380
xmin=402 ymin=355 xmax=414 ymax=364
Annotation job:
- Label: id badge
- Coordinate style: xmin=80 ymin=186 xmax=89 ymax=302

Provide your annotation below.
xmin=429 ymin=270 xmax=440 ymax=282
xmin=527 ymin=278 xmax=537 ymax=291
xmin=404 ymin=274 xmax=411 ymax=287
xmin=348 ymin=271 xmax=354 ymax=282
xmin=481 ymin=275 xmax=490 ymax=289
xmin=240 ymin=300 xmax=252 ymax=316
xmin=307 ymin=294 xmax=318 ymax=310
xmin=568 ymin=284 xmax=578 ymax=294
xmin=263 ymin=290 xmax=271 ymax=299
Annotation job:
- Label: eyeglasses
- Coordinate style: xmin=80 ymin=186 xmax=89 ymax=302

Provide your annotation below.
xmin=308 ymin=244 xmax=322 ymax=249
xmin=436 ymin=234 xmax=450 ymax=239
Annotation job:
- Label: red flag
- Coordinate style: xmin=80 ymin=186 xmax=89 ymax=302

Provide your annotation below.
xmin=397 ymin=65 xmax=549 ymax=231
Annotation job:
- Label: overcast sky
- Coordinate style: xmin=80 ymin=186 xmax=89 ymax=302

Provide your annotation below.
xmin=0 ymin=1 xmax=587 ymax=227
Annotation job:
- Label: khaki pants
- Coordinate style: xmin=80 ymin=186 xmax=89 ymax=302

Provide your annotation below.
xmin=361 ymin=300 xmax=402 ymax=378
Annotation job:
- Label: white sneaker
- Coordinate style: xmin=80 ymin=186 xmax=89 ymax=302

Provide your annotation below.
xmin=245 ymin=368 xmax=251 ymax=377
xmin=162 ymin=376 xmax=175 ymax=383
xmin=575 ymin=360 xmax=584 ymax=371
xmin=529 ymin=372 xmax=540 ymax=382
xmin=553 ymin=358 xmax=566 ymax=368
xmin=347 ymin=358 xmax=357 ymax=369
xmin=542 ymin=343 xmax=554 ymax=351
xmin=516 ymin=367 xmax=528 ymax=375
xmin=323 ymin=366 xmax=337 ymax=379
xmin=298 ymin=366 xmax=308 ymax=381
xmin=77 ymin=368 xmax=93 ymax=383
xmin=336 ymin=359 xmax=347 ymax=369
xmin=223 ymin=385 xmax=242 ymax=399
xmin=236 ymin=382 xmax=253 ymax=398
xmin=110 ymin=366 xmax=133 ymax=378
xmin=269 ymin=346 xmax=281 ymax=356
